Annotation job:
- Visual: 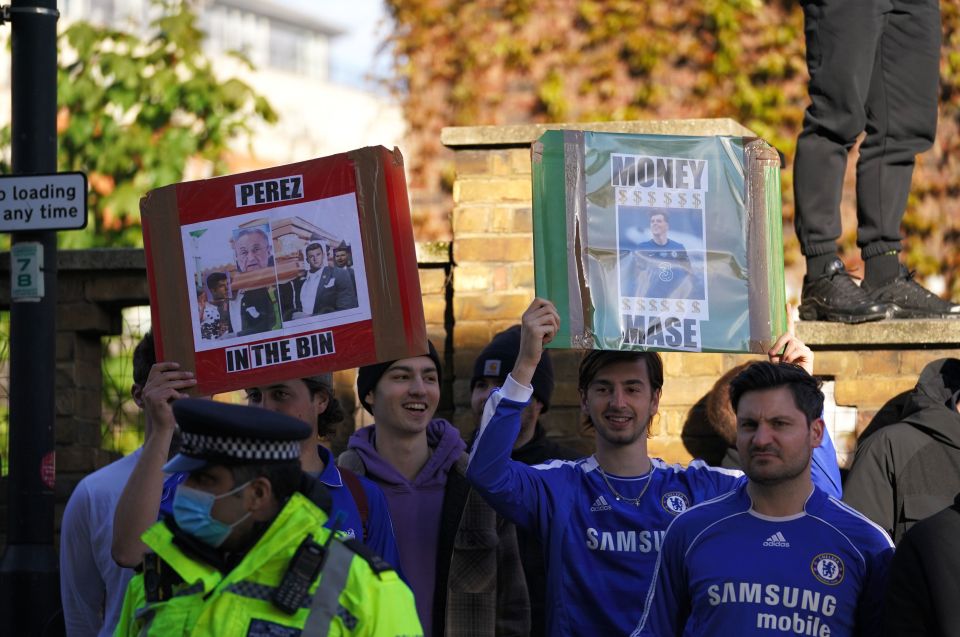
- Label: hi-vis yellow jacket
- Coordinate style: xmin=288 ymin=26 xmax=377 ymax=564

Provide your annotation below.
xmin=114 ymin=492 xmax=422 ymax=637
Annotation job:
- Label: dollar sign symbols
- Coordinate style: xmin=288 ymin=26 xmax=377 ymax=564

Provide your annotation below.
xmin=663 ymin=193 xmax=672 ymax=206
xmin=633 ymin=190 xmax=642 ymax=204
xmin=648 ymin=191 xmax=657 ymax=206
xmin=618 ymin=189 xmax=627 ymax=204
xmin=678 ymin=193 xmax=687 ymax=207
xmin=693 ymin=193 xmax=702 ymax=208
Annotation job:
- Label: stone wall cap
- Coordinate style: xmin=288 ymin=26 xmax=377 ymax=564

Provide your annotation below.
xmin=797 ymin=319 xmax=960 ymax=348
xmin=441 ymin=119 xmax=757 ymax=148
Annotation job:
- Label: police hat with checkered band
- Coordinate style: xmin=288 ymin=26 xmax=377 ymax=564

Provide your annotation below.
xmin=163 ymin=398 xmax=310 ymax=473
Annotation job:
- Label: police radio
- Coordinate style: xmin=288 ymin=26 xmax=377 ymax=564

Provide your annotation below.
xmin=272 ymin=511 xmax=345 ymax=614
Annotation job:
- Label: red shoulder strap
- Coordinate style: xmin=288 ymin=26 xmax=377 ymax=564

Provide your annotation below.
xmin=339 ymin=467 xmax=370 ymax=542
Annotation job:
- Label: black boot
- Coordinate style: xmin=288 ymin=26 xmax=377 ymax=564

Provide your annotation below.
xmin=799 ymin=259 xmax=891 ymax=323
xmin=862 ymin=266 xmax=960 ymax=319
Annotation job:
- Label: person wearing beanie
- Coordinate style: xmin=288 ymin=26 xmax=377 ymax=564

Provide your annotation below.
xmin=469 ymin=325 xmax=580 ymax=637
xmin=339 ymin=342 xmax=530 ymax=637
xmin=470 ymin=325 xmax=580 ymax=464
xmin=112 ymin=372 xmax=402 ymax=580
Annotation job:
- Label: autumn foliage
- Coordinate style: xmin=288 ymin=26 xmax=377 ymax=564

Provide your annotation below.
xmin=386 ymin=0 xmax=960 ymax=296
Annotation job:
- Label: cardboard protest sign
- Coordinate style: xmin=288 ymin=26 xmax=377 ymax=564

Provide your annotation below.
xmin=142 ymin=146 xmax=427 ymax=395
xmin=533 ymin=130 xmax=786 ymax=354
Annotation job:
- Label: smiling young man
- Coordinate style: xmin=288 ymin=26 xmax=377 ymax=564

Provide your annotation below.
xmin=338 ymin=342 xmax=530 ymax=637
xmin=466 ymin=299 xmax=841 ymax=636
xmin=634 ymin=363 xmax=893 ymax=637
xmin=114 ymin=399 xmax=421 ymax=637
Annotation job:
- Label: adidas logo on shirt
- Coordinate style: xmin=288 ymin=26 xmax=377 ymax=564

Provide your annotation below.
xmin=590 ymin=495 xmax=613 ymax=512
xmin=762 ymin=531 xmax=790 ymax=548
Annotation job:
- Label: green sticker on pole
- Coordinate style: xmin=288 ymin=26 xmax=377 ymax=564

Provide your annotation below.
xmin=11 ymin=242 xmax=43 ymax=301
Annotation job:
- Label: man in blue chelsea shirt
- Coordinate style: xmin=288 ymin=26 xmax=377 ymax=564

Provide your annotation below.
xmin=634 ymin=362 xmax=892 ymax=636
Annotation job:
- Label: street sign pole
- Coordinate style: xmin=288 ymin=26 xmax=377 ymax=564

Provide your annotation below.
xmin=0 ymin=0 xmax=62 ymax=633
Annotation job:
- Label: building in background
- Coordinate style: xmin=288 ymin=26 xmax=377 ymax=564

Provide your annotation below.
xmin=1 ymin=0 xmax=407 ymax=170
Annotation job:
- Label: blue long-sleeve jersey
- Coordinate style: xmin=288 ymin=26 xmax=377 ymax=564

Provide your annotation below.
xmin=633 ymin=483 xmax=894 ymax=636
xmin=466 ymin=375 xmax=843 ymax=637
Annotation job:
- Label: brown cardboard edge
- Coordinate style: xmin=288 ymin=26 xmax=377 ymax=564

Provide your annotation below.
xmin=744 ymin=137 xmax=778 ymax=354
xmin=348 ymin=146 xmax=411 ymax=363
xmin=141 ymin=185 xmax=199 ymax=386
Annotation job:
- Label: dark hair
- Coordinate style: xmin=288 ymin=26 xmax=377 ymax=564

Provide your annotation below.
xmin=728 ymin=362 xmax=823 ymax=424
xmin=228 ymin=460 xmax=303 ymax=505
xmin=132 ymin=331 xmax=156 ymax=387
xmin=235 ymin=227 xmax=269 ymax=243
xmin=305 ymin=242 xmax=324 ymax=256
xmin=578 ymin=350 xmax=664 ymax=395
xmin=301 ymin=377 xmax=344 ymax=437
xmin=206 ymin=271 xmax=227 ymax=290
xmin=649 ymin=209 xmax=669 ymax=224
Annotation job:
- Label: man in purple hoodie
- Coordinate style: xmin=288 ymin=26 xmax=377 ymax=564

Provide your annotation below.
xmin=339 ymin=342 xmax=530 ymax=637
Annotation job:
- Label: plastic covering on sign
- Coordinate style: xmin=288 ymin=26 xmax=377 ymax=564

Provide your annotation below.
xmin=141 ymin=147 xmax=427 ymax=396
xmin=532 ymin=130 xmax=786 ymax=354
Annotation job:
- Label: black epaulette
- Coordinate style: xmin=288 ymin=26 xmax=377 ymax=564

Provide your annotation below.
xmin=342 ymin=537 xmax=394 ymax=575
xmin=143 ymin=553 xmax=186 ymax=603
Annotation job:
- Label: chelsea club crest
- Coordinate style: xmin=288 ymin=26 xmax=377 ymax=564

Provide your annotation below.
xmin=810 ymin=553 xmax=845 ymax=586
xmin=661 ymin=491 xmax=690 ymax=515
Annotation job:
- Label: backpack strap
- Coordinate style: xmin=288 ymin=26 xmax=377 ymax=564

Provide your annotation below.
xmin=339 ymin=467 xmax=370 ymax=543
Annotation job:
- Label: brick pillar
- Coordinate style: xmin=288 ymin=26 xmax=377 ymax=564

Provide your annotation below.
xmin=449 ymin=147 xmax=539 ymax=436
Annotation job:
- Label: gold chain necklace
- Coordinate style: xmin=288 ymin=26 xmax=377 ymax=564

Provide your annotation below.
xmin=596 ymin=464 xmax=653 ymax=507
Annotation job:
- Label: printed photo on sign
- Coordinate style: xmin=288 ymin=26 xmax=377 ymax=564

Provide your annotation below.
xmin=617 ymin=206 xmax=707 ymax=307
xmin=181 ymin=193 xmax=371 ymax=352
xmin=615 ymin=205 xmax=708 ymax=353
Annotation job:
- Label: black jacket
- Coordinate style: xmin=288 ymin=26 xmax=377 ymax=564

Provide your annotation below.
xmin=843 ymin=358 xmax=960 ymax=543
xmin=884 ymin=493 xmax=960 ymax=637
xmin=281 ymin=267 xmax=357 ymax=320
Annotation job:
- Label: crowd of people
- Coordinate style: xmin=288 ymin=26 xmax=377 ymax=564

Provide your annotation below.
xmin=57 ymin=295 xmax=960 ymax=636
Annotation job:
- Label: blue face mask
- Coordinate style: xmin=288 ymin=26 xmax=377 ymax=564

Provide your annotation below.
xmin=172 ymin=481 xmax=252 ymax=548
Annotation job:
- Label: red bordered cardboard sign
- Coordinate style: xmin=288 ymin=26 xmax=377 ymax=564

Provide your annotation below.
xmin=142 ymin=146 xmax=427 ymax=396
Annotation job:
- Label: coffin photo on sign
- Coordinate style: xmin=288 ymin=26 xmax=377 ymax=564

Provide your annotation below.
xmin=181 ymin=194 xmax=369 ymax=351
xmin=143 ymin=147 xmax=429 ymax=396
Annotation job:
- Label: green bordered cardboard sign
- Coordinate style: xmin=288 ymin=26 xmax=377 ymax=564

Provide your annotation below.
xmin=532 ymin=130 xmax=786 ymax=354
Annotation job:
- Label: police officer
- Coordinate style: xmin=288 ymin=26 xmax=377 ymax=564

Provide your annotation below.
xmin=115 ymin=399 xmax=422 ymax=637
